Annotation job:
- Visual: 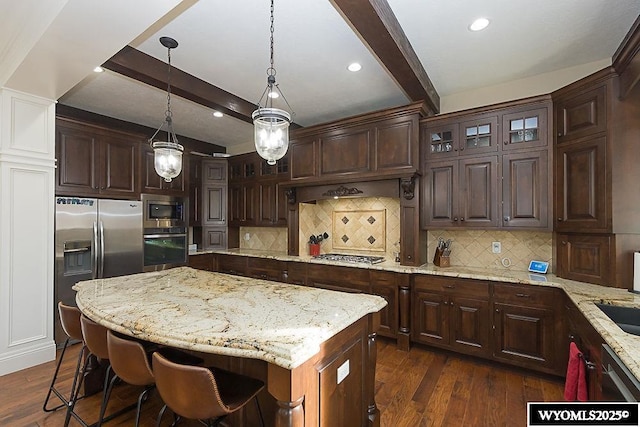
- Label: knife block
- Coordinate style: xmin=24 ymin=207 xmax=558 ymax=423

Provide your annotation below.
xmin=433 ymin=247 xmax=450 ymax=267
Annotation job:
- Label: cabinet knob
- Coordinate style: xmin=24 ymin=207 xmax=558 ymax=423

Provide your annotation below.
xmin=453 ymin=217 xmax=458 ymax=222
xmin=561 ymin=241 xmax=567 ymax=245
xmin=558 ymin=132 xmax=563 ymax=137
xmin=504 ymin=216 xmax=510 ymax=222
xmin=504 ymin=141 xmax=509 ymax=145
xmin=495 ymin=308 xmax=500 ymax=313
xmin=407 ymin=255 xmax=412 ymax=260
xmin=460 ymin=217 xmax=465 ymax=222
xmin=460 ymin=147 xmax=465 ymax=151
xmin=557 ymin=218 xmax=563 ymax=222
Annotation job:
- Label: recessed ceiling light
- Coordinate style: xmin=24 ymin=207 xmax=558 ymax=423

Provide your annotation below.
xmin=469 ymin=17 xmax=490 ymax=32
xmin=213 ymin=111 xmax=223 ymax=118
xmin=93 ymin=66 xmax=104 ymax=73
xmin=267 ymin=91 xmax=279 ymax=99
xmin=348 ymin=62 xmax=362 ymax=72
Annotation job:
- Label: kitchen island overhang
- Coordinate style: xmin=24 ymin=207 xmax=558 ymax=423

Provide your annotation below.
xmin=73 ymin=267 xmax=387 ymax=426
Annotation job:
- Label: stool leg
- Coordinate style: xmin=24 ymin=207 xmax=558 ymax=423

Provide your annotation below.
xmin=135 ymin=386 xmax=154 ymax=427
xmin=255 ymin=395 xmax=265 ymax=427
xmin=97 ymin=366 xmax=116 ymax=427
xmin=42 ymin=337 xmax=71 ymax=412
xmin=156 ymin=404 xmax=168 ymax=427
xmin=64 ymin=348 xmax=92 ymax=427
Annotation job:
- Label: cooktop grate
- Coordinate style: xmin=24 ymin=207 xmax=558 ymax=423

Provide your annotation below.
xmin=312 ymin=253 xmax=385 ymax=264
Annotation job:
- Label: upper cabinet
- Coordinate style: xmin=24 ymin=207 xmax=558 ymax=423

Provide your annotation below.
xmin=289 ymin=102 xmax=426 ymax=184
xmin=56 ymin=118 xmax=140 ymax=199
xmin=421 ymin=97 xmax=552 ymax=230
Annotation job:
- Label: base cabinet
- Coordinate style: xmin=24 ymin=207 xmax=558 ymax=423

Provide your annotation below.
xmin=412 ymin=276 xmax=490 ymax=357
xmin=492 ymin=283 xmax=563 ymax=375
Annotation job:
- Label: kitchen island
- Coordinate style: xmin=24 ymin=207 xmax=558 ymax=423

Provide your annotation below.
xmin=74 ymin=267 xmax=387 ymax=427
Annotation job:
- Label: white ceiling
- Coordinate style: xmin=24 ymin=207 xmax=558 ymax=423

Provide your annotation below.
xmin=53 ymin=0 xmax=640 ymax=154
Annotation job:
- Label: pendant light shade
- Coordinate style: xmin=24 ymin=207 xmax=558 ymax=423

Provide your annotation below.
xmin=253 ymin=0 xmax=293 ymax=166
xmin=150 ymin=36 xmax=184 ymax=182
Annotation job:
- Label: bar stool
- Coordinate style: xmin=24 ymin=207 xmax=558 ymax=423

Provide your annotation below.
xmin=43 ymin=302 xmax=86 ymax=412
xmin=152 ymin=351 xmax=265 ymax=427
xmin=104 ymin=330 xmax=206 ymax=427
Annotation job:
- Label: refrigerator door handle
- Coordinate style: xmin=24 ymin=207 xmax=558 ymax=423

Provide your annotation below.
xmin=99 ymin=221 xmax=105 ymax=278
xmin=92 ymin=221 xmax=99 ymax=279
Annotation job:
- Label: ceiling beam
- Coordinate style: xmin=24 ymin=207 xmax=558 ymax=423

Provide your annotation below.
xmin=103 ymin=45 xmax=258 ymax=125
xmin=331 ymin=0 xmax=440 ymax=114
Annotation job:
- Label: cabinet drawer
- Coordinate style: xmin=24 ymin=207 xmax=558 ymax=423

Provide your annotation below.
xmin=370 ymin=270 xmax=397 ymax=286
xmin=413 ymin=275 xmax=488 ymax=299
xmin=216 ymin=254 xmax=247 ymax=276
xmin=284 ymin=261 xmax=307 ymax=286
xmin=492 ymin=283 xmax=557 ymax=308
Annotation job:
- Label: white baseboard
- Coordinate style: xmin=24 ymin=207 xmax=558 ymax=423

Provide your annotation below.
xmin=0 ymin=340 xmax=56 ymax=376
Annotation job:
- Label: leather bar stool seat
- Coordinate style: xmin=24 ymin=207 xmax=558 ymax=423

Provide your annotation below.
xmin=152 ymin=351 xmax=266 ymax=427
xmin=43 ymin=302 xmax=87 ymax=412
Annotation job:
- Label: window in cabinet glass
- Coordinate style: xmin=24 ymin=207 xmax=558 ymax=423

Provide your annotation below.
xmin=508 ymin=115 xmax=539 ymax=145
xmin=465 ymin=123 xmax=492 ymax=149
xmin=430 ymin=131 xmax=454 ymax=153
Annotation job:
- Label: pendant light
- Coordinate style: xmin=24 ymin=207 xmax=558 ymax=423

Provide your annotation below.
xmin=149 ymin=36 xmax=184 ymax=182
xmin=252 ymin=0 xmax=294 ymax=166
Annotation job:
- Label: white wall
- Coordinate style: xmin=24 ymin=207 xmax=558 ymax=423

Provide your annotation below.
xmin=0 ymin=88 xmax=57 ymax=375
xmin=440 ymin=59 xmax=611 ymax=114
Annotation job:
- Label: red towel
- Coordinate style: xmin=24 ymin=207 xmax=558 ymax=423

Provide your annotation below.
xmin=564 ymin=342 xmax=588 ymax=401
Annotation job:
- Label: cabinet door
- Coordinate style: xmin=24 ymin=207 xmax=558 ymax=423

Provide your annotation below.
xmin=375 ymin=117 xmax=416 ymax=172
xmin=320 ymin=126 xmax=371 ymax=176
xmin=556 ymin=85 xmax=606 ymax=143
xmin=450 ymin=297 xmax=490 ymax=356
xmin=502 ymin=150 xmax=549 ymax=229
xmin=228 ymin=183 xmax=255 ymax=225
xmin=189 ymin=156 xmax=202 ymax=226
xmin=370 ymin=271 xmax=398 ymax=338
xmin=202 ymin=227 xmax=227 ymax=250
xmin=203 ymin=185 xmax=226 ymax=225
xmin=100 ymin=135 xmax=138 ymax=197
xmin=423 ymin=121 xmax=459 ymax=160
xmin=56 ymin=124 xmax=99 ymax=195
xmin=555 ymin=136 xmax=608 ymax=232
xmin=216 ymin=254 xmax=247 ymax=276
xmin=501 ymin=107 xmax=548 ymax=151
xmin=275 ymin=182 xmax=289 ymax=226
xmin=459 ymin=115 xmax=498 ymax=156
xmin=459 ymin=156 xmax=498 ymax=227
xmin=256 ymin=180 xmax=276 ymax=226
xmin=423 ymin=160 xmax=458 ymax=228
xmin=412 ymin=290 xmax=449 ymax=346
xmin=203 ymin=159 xmax=227 ymax=183
xmin=493 ymin=303 xmax=556 ymax=371
xmin=290 ymin=137 xmax=318 ymax=180
xmin=556 ymin=233 xmax=612 ymax=286
xmin=188 ymin=253 xmax=214 ymax=271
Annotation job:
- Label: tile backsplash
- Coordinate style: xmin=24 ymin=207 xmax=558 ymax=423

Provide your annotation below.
xmin=299 ymin=197 xmax=401 ymax=260
xmin=239 ymin=226 xmax=288 ymax=253
xmin=428 ymin=230 xmax=553 ymax=272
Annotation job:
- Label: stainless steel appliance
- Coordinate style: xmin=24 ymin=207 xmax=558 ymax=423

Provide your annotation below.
xmin=143 ymin=226 xmax=188 ymax=272
xmin=142 ymin=194 xmax=186 ymax=228
xmin=54 ymin=197 xmax=143 ymax=344
xmin=602 ymin=344 xmax=640 ymax=401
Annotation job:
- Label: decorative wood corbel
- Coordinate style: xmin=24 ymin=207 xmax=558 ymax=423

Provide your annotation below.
xmin=322 ymin=185 xmax=363 ymax=198
xmin=400 ymin=174 xmax=417 ymax=200
xmin=285 ymin=188 xmax=297 ymax=205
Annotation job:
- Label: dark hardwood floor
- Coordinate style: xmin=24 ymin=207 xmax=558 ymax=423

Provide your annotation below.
xmin=0 ymin=338 xmax=564 ymax=426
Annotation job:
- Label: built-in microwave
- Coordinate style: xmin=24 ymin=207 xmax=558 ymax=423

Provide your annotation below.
xmin=141 ymin=194 xmax=187 ymax=229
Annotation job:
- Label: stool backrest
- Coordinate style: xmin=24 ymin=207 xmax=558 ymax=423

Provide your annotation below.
xmin=106 ymin=330 xmax=154 ymax=386
xmin=80 ymin=315 xmax=109 ymax=360
xmin=58 ymin=303 xmax=83 ymax=341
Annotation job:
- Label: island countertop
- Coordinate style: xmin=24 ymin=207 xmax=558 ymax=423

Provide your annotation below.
xmin=73 ymin=266 xmax=387 ymax=369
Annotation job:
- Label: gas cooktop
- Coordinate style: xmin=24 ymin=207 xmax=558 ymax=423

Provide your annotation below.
xmin=312 ymin=253 xmax=385 ymax=264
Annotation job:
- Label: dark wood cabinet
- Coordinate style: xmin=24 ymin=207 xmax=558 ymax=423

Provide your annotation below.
xmin=289 ymin=103 xmax=425 ymax=185
xmin=555 ymin=85 xmax=606 ymax=143
xmin=306 ymin=264 xmax=370 ymax=294
xmin=283 ymin=261 xmax=307 ymax=286
xmin=194 ymin=159 xmax=228 ymax=250
xmin=502 ymin=150 xmax=549 ymax=228
xmin=412 ymin=276 xmax=490 ymax=357
xmin=56 ymin=119 xmax=139 ymax=198
xmin=492 ymin=283 xmax=562 ymax=375
xmin=228 ymin=182 xmax=255 ymax=226
xmin=188 ymin=253 xmax=215 ymax=271
xmin=140 ymin=143 xmax=187 ymax=196
xmin=369 ymin=271 xmax=399 ymax=339
xmin=189 ymin=156 xmax=202 ymax=226
xmin=422 ymin=97 xmax=552 ymax=231
xmin=202 ymin=227 xmax=227 ymax=250
xmin=215 ymin=254 xmax=247 ymax=276
xmin=565 ymin=296 xmax=603 ymax=400
xmin=555 ymin=136 xmax=608 ymax=232
xmin=556 ymin=233 xmax=613 ymax=286
xmin=423 ymin=156 xmax=498 ymax=228
xmin=247 ymin=257 xmax=284 ymax=282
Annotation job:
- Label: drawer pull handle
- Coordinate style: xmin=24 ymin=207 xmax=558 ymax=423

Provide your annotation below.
xmin=443 ymin=285 xmax=455 ymax=289
xmin=515 ymin=293 xmax=530 ymax=298
xmin=585 ymin=361 xmax=597 ymax=370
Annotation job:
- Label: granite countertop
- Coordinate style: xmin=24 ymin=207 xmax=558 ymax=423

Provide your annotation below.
xmin=191 ymin=248 xmax=640 ymax=380
xmin=73 ymin=267 xmax=387 ymax=369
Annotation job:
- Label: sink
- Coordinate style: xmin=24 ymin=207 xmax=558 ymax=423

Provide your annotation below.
xmin=595 ymin=303 xmax=640 ymax=336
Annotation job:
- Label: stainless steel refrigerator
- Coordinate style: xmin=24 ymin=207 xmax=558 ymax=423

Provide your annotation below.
xmin=54 ymin=197 xmax=143 ymax=344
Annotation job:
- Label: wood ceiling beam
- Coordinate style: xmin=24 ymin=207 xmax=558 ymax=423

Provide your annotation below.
xmin=103 ymin=45 xmax=258 ymax=125
xmin=331 ymin=0 xmax=440 ymax=114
